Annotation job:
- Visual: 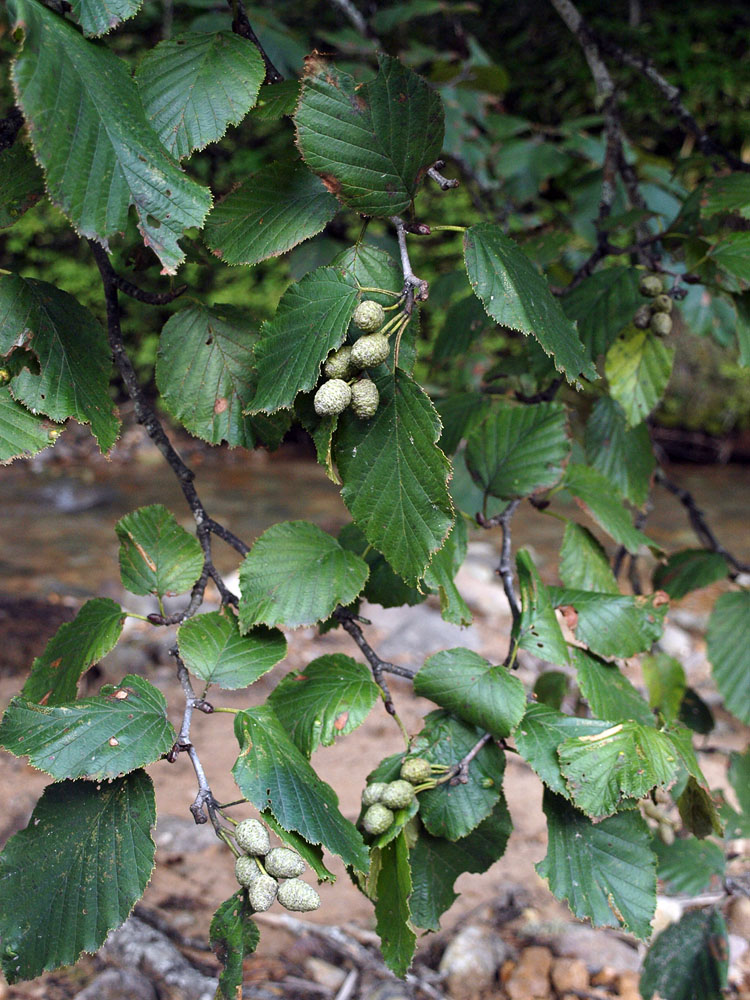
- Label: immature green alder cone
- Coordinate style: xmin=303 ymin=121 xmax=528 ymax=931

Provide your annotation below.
xmin=363 ymin=803 xmax=394 ymax=834
xmin=650 ymin=312 xmax=673 ymax=337
xmin=247 ymin=872 xmax=279 ymax=913
xmin=352 ymin=299 xmax=385 ymax=332
xmin=264 ymin=847 xmax=306 ymax=879
xmin=380 ymin=779 xmax=416 ymax=810
xmin=277 ymin=878 xmax=321 ymax=912
xmin=639 ymin=274 xmax=664 ymax=297
xmin=400 ymin=757 xmax=432 ymax=785
xmin=235 ymin=817 xmax=270 ymax=856
xmin=350 ymin=379 xmax=379 ymax=419
xmin=235 ymin=854 xmax=261 ymax=888
xmin=351 ymin=333 xmax=390 ymax=369
xmin=362 ymin=781 xmax=388 ymax=807
xmin=314 ymin=378 xmax=352 ymax=416
xmin=324 ymin=344 xmax=354 ymax=379
xmin=652 ymin=294 xmax=673 ymax=313
xmin=633 ymin=305 xmax=652 ymax=330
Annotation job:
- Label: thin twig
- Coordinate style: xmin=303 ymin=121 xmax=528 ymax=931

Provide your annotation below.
xmin=230 ymin=0 xmax=283 ymax=83
xmin=427 ymin=160 xmax=460 ymax=191
xmin=449 ymin=732 xmax=493 ymax=784
xmin=327 ymin=0 xmax=373 ymax=39
xmin=596 ymin=34 xmax=750 ymax=173
xmin=390 ymin=216 xmax=429 ymax=309
xmin=333 ymin=608 xmax=416 ymax=681
xmin=477 ymin=500 xmax=522 ymax=626
xmin=90 ymin=242 xmax=248 ymax=622
xmin=655 ymin=470 xmax=750 ymax=574
xmin=112 ymin=273 xmax=188 ymax=305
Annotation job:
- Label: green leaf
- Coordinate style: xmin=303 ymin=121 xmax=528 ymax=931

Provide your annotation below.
xmin=584 ymin=397 xmax=654 ymax=507
xmin=435 ymin=392 xmax=491 ymax=456
xmin=374 ymin=834 xmax=416 ymax=978
xmin=654 ymin=837 xmax=725 ymax=895
xmin=21 ymin=598 xmax=124 ymax=706
xmin=136 ymin=32 xmax=264 ymax=160
xmin=572 ymin=647 xmax=653 ymax=725
xmin=558 ymin=523 xmax=619 ymax=594
xmin=562 ymin=464 xmax=654 ymax=554
xmin=210 ymin=892 xmax=260 ymax=1000
xmin=709 ymin=232 xmax=750 ymax=281
xmin=414 ymin=648 xmax=526 ymax=739
xmin=268 ymin=654 xmax=380 ymax=756
xmin=735 ymin=292 xmax=750 ymax=366
xmin=560 ymin=266 xmax=642 ymax=358
xmin=678 ymin=776 xmax=723 ymax=839
xmin=177 ymin=611 xmax=286 ymax=690
xmin=411 ymin=710 xmax=505 ymax=840
xmin=295 ymin=54 xmax=444 ymax=218
xmin=0 ymin=387 xmax=54 ymax=464
xmin=433 ymin=295 xmax=493 ymax=365
xmin=701 ymin=172 xmax=750 ymax=218
xmin=514 ymin=550 xmax=569 ymax=667
xmin=338 ymin=523 xmax=425 ymax=609
xmin=0 ymin=141 xmax=43 ymax=228
xmin=465 ymin=401 xmax=569 ymax=499
xmin=706 ymin=591 xmax=750 ymax=724
xmin=538 ymin=790 xmax=656 ymax=939
xmin=0 ymin=275 xmax=119 ymax=452
xmin=250 ymin=267 xmax=359 ymax=414
xmin=238 ymin=521 xmax=368 ymax=629
xmin=8 ymin=0 xmax=212 ymax=274
xmin=728 ymin=748 xmax=750 ymax=821
xmin=232 ymin=705 xmax=369 ymax=871
xmin=409 ymin=799 xmax=512 ymax=932
xmin=558 ymin=721 xmax=680 ymax=818
xmin=678 ymin=687 xmax=715 ymax=735
xmin=0 ymin=771 xmax=156 ymax=983
xmin=252 ymin=80 xmax=300 ymax=120
xmin=515 ymin=703 xmax=612 ymax=798
xmin=548 ymin=588 xmax=667 ymax=658
xmin=204 ymin=160 xmax=338 ymax=266
xmin=115 ymin=504 xmax=203 ymax=598
xmin=422 ymin=517 xmax=472 ymax=626
xmin=155 ymin=303 xmax=289 ymax=449
xmin=69 ymin=0 xmax=142 ymax=36
xmin=641 ymin=653 xmax=687 ymax=724
xmin=463 ymin=223 xmax=596 ymax=383
xmin=0 ymin=675 xmax=175 ymax=780
xmin=605 ymin=328 xmax=674 ymax=427
xmin=335 ymin=370 xmax=454 ymax=586
xmin=653 ymin=549 xmax=729 ymax=600
xmin=533 ymin=671 xmax=569 ymax=709
xmin=640 ymin=909 xmax=728 ymax=1000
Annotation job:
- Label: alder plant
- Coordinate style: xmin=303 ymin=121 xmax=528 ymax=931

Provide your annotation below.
xmin=0 ymin=2 xmax=749 ymax=997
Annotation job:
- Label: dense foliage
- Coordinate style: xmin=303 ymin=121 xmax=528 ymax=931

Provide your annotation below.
xmin=0 ymin=2 xmax=748 ymax=997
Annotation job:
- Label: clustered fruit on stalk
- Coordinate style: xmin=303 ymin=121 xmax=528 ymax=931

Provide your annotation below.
xmin=633 ymin=273 xmax=673 ymax=337
xmin=360 ymin=756 xmax=441 ymax=835
xmin=313 ymin=299 xmax=402 ymax=420
xmin=233 ymin=818 xmax=320 ymax=913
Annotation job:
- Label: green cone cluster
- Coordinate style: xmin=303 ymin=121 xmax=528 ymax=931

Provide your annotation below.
xmin=360 ymin=757 xmax=437 ymax=837
xmin=314 ymin=300 xmax=397 ymax=420
xmin=233 ymin=818 xmax=320 ymax=913
xmin=634 ymin=273 xmax=673 ymax=337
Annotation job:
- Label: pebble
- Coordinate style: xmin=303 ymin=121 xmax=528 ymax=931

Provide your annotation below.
xmin=728 ymin=896 xmax=750 ymax=938
xmin=304 ymin=957 xmax=347 ymax=992
xmin=615 ymin=970 xmax=641 ymax=1000
xmin=554 ymin=925 xmax=640 ymax=973
xmin=439 ymin=924 xmax=511 ymax=999
xmin=506 ymin=945 xmax=552 ymax=999
xmin=72 ymin=968 xmax=157 ymax=1000
xmin=550 ymin=957 xmax=589 ymax=993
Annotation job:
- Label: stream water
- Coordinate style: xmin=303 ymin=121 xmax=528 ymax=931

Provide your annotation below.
xmin=1 ymin=434 xmax=748 ymax=608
